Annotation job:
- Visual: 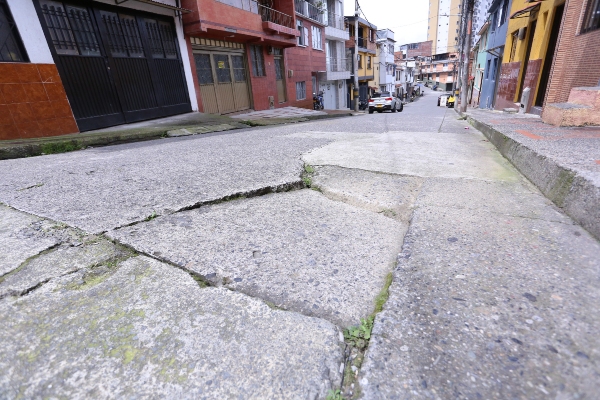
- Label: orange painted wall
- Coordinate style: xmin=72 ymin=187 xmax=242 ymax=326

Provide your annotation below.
xmin=0 ymin=63 xmax=78 ymax=140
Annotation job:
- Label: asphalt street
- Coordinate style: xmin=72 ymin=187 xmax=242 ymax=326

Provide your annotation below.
xmin=1 ymin=90 xmax=598 ymax=399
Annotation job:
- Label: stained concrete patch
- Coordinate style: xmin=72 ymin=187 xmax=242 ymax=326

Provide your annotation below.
xmin=311 ymin=165 xmax=423 ymax=221
xmin=417 ymin=177 xmax=573 ymax=223
xmin=303 ymin=131 xmax=518 ymax=181
xmin=0 ymin=256 xmax=344 ymax=399
xmin=0 ymin=238 xmax=128 ymax=298
xmin=166 ymin=123 xmax=240 ymax=137
xmin=108 ymin=190 xmax=404 ymax=326
xmin=359 ymin=206 xmax=600 ymax=399
xmin=0 ymin=131 xmax=330 ymax=233
xmin=0 ymin=205 xmax=62 ymax=276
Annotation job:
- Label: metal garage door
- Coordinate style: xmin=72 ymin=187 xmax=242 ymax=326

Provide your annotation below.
xmin=193 ymin=47 xmax=251 ymax=115
xmin=35 ymin=0 xmax=191 ymax=131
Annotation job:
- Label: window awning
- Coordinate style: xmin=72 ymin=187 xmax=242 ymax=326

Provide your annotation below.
xmin=510 ymin=2 xmax=540 ymax=19
xmin=114 ymin=0 xmax=191 ymax=13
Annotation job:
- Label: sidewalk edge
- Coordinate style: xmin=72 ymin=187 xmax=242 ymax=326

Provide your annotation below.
xmin=455 ymin=108 xmax=600 ymax=241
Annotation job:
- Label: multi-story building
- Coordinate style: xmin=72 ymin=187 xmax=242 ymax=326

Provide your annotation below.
xmin=469 ymin=21 xmax=490 ymax=107
xmin=472 ymin=0 xmax=493 ymax=45
xmin=1 ymin=0 xmax=197 ymax=139
xmin=375 ymin=29 xmax=395 ymax=93
xmin=345 ymin=16 xmax=377 ymax=104
xmin=419 ymin=52 xmax=458 ymax=91
xmin=319 ymin=0 xmax=350 ymax=109
xmin=427 ymin=0 xmax=462 ymax=55
xmin=182 ymin=0 xmax=325 ymax=113
xmin=479 ymin=0 xmax=511 ymax=110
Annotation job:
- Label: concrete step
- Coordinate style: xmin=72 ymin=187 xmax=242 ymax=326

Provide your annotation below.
xmin=542 ymin=102 xmax=599 ymax=127
xmin=568 ymin=86 xmax=600 ymax=108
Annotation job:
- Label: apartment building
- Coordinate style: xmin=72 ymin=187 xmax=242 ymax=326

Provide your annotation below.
xmin=345 ymin=15 xmax=377 ymax=104
xmin=375 ymin=29 xmax=395 ymax=93
xmin=319 ymin=0 xmax=350 ymax=110
xmin=427 ymin=0 xmax=462 ymax=55
xmin=1 ymin=0 xmax=196 ymax=139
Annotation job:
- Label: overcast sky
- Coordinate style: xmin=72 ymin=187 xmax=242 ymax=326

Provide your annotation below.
xmin=343 ymin=0 xmax=429 ymax=48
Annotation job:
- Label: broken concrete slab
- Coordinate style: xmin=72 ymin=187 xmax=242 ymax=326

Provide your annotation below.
xmin=359 ymin=205 xmax=600 ymax=399
xmin=311 ymin=166 xmax=423 ymax=222
xmin=0 ymin=204 xmax=62 ymax=276
xmin=302 ymin=131 xmax=519 ymax=182
xmin=166 ymin=123 xmax=241 ymax=137
xmin=108 ymin=190 xmax=404 ymax=327
xmin=0 ymin=256 xmax=344 ymax=398
xmin=0 ymin=130 xmax=330 ymax=233
xmin=0 ymin=238 xmax=128 ymax=298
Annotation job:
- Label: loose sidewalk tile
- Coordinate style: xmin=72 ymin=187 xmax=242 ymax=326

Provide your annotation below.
xmin=0 ymin=204 xmax=61 ymax=276
xmin=0 ymin=130 xmax=330 ymax=233
xmin=108 ymin=190 xmax=405 ymax=327
xmin=302 ymin=131 xmax=518 ymax=182
xmin=0 ymin=256 xmax=344 ymax=399
xmin=311 ymin=165 xmax=423 ymax=222
xmin=417 ymin=177 xmax=573 ymax=224
xmin=359 ymin=205 xmax=600 ymax=399
xmin=0 ymin=238 xmax=126 ymax=298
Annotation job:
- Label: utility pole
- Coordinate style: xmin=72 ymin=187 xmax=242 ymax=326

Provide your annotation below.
xmin=353 ymin=0 xmax=359 ymax=111
xmin=459 ymin=0 xmax=474 ymax=112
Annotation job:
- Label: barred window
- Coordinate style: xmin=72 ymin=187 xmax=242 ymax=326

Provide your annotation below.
xmin=249 ymin=45 xmax=265 ymax=76
xmin=232 ymin=55 xmax=246 ymax=82
xmin=0 ymin=0 xmax=28 ymax=62
xmin=581 ymin=0 xmax=600 ymax=33
xmin=296 ymin=81 xmax=306 ymax=100
xmin=194 ymin=54 xmax=214 ymax=84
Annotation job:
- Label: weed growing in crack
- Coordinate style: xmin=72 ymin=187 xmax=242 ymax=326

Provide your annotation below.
xmin=302 ymin=164 xmax=316 ymax=188
xmin=40 ymin=141 xmax=82 ymax=155
xmin=190 ymin=273 xmax=210 ymax=288
xmin=339 ymin=272 xmax=394 ymax=398
xmin=144 ymin=211 xmax=158 ymax=221
xmin=326 ymin=389 xmax=344 ymax=400
xmin=304 ymin=164 xmax=315 ymax=174
xmin=378 ymin=209 xmax=397 ymax=218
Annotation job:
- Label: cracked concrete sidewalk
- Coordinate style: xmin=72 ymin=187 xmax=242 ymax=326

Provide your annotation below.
xmin=1 ymin=91 xmax=599 ymax=399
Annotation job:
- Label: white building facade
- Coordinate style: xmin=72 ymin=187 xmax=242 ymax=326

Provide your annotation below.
xmin=376 ymin=29 xmax=395 ymax=93
xmin=317 ymin=0 xmax=349 ymax=109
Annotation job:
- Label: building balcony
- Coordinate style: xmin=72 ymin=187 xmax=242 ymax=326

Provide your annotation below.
xmin=294 ymin=0 xmax=325 ymax=25
xmin=258 ymin=3 xmax=297 ymax=36
xmin=325 ymin=57 xmax=351 ymax=80
xmin=325 ymin=12 xmax=349 ymax=40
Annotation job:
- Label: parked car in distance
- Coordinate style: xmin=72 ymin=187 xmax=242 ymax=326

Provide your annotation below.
xmin=437 ymin=92 xmax=452 ymax=106
xmin=369 ymin=92 xmax=403 ymax=114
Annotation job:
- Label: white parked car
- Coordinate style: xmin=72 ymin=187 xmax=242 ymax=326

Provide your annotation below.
xmin=368 ymin=92 xmax=403 ymax=114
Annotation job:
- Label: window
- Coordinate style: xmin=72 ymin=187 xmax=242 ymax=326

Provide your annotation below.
xmin=509 ymin=31 xmax=518 ymax=62
xmin=296 ymin=81 xmax=306 ymax=100
xmin=485 ymin=59 xmax=491 ymax=78
xmin=250 ymin=45 xmax=265 ymax=76
xmin=367 ymin=56 xmax=371 ymax=69
xmin=194 ymin=54 xmax=214 ymax=84
xmin=358 ymin=54 xmax=362 ymax=68
xmin=499 ymin=0 xmax=509 ymax=26
xmin=582 ymin=0 xmax=600 ymax=33
xmin=311 ymin=26 xmax=322 ymax=50
xmin=297 ymin=20 xmax=308 ymax=46
xmin=0 ymin=0 xmax=28 ymax=62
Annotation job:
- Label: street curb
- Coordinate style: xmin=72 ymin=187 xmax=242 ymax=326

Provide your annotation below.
xmin=0 ymin=112 xmax=355 ymax=161
xmin=455 ymin=108 xmax=600 ymax=241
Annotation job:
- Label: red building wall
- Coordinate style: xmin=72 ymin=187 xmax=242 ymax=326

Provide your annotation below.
xmin=544 ymin=0 xmax=600 ymax=105
xmin=0 ymin=63 xmax=78 ymax=140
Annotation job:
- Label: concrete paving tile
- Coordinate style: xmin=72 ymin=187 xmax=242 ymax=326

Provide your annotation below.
xmin=0 ymin=130 xmax=330 ymax=233
xmin=303 ymin=130 xmax=519 ymax=181
xmin=0 ymin=204 xmax=61 ymax=276
xmin=0 ymin=256 xmax=344 ymax=399
xmin=359 ymin=205 xmax=600 ymax=399
xmin=311 ymin=165 xmax=424 ymax=222
xmin=417 ymin=177 xmax=573 ymax=224
xmin=108 ymin=190 xmax=405 ymax=327
xmin=0 ymin=238 xmax=127 ymax=298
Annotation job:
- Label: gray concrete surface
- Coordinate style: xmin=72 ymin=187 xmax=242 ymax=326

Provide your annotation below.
xmin=0 ymin=256 xmax=344 ymax=399
xmin=108 ymin=190 xmax=405 ymax=327
xmin=1 ymin=87 xmax=598 ymax=399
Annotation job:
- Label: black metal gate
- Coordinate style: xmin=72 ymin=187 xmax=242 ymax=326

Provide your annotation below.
xmin=34 ymin=0 xmax=191 ymax=131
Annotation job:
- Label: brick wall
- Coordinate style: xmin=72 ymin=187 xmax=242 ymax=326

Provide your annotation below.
xmin=0 ymin=63 xmax=78 ymax=140
xmin=407 ymin=41 xmax=433 ymax=58
xmin=545 ymin=0 xmax=600 ymax=105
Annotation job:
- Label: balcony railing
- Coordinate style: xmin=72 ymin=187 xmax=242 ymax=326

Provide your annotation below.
xmin=346 ymin=57 xmax=353 ymax=73
xmin=357 ymin=37 xmax=366 ymax=48
xmin=326 ymin=12 xmax=344 ymax=29
xmin=258 ymin=3 xmax=294 ymax=29
xmin=217 ymin=0 xmax=258 ymax=13
xmin=294 ymin=0 xmax=324 ymax=24
xmin=326 ymin=57 xmax=348 ymax=72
